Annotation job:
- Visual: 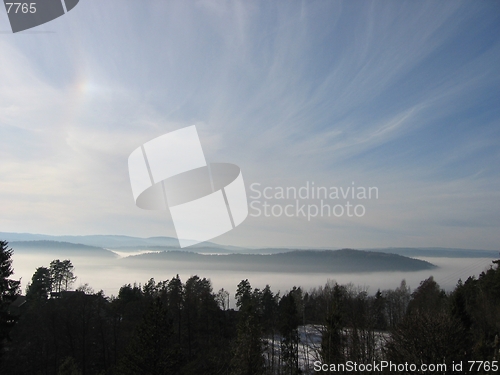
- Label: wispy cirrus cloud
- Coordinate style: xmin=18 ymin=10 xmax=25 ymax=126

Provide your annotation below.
xmin=0 ymin=0 xmax=499 ymax=248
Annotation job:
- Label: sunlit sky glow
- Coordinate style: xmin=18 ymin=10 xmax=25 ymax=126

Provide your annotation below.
xmin=1 ymin=1 xmax=499 ymax=249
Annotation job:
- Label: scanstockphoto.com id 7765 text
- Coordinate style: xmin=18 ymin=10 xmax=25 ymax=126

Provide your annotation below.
xmin=313 ymin=360 xmax=499 ymax=372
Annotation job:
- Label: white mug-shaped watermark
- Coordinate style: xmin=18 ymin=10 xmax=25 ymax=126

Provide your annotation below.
xmin=128 ymin=126 xmax=248 ymax=248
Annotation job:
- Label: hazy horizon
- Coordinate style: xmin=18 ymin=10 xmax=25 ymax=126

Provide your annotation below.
xmin=3 ymin=230 xmax=499 ymax=252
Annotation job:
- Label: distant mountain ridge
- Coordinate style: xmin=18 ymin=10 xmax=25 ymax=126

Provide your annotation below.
xmin=362 ymin=247 xmax=500 ymax=258
xmin=9 ymin=240 xmax=117 ymax=258
xmin=0 ymin=232 xmax=181 ymax=248
xmin=1 ymin=232 xmax=497 ymax=258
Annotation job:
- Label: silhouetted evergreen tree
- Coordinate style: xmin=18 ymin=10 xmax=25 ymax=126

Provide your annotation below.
xmin=50 ymin=259 xmax=77 ymax=293
xmin=321 ymin=283 xmax=346 ymax=368
xmin=372 ymin=289 xmax=387 ymax=330
xmin=182 ymin=275 xmax=228 ymax=373
xmin=119 ymin=297 xmax=179 ymax=375
xmin=26 ymin=266 xmax=51 ymax=301
xmin=261 ymin=285 xmax=279 ymax=372
xmin=385 ymin=277 xmax=466 ymax=374
xmin=279 ymin=292 xmax=301 ymax=375
xmin=231 ymin=279 xmax=265 ymax=375
xmin=166 ymin=275 xmax=183 ymax=351
xmin=0 ymin=240 xmax=20 ymax=361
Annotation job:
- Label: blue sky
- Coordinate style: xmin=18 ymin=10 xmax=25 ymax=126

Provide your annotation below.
xmin=0 ymin=1 xmax=499 ymax=249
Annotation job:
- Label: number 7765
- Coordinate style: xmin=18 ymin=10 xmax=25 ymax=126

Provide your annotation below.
xmin=5 ymin=3 xmax=37 ymax=14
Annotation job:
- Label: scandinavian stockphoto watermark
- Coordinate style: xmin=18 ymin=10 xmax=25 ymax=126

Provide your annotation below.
xmin=128 ymin=126 xmax=248 ymax=248
xmin=127 ymin=126 xmax=375 ymax=245
xmin=249 ymin=181 xmax=378 ymax=221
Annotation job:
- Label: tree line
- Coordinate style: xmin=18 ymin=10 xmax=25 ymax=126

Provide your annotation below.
xmin=1 ymin=240 xmax=499 ymax=374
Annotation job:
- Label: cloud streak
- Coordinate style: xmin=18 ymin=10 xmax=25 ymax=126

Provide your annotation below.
xmin=0 ymin=1 xmax=499 ymax=249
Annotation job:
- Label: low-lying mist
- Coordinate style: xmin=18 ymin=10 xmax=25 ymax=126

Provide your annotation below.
xmin=11 ymin=252 xmax=494 ymax=307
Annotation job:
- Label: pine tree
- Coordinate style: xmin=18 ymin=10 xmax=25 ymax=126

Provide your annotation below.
xmin=26 ymin=266 xmax=51 ymax=301
xmin=0 ymin=241 xmax=21 ymax=359
xmin=49 ymin=259 xmax=76 ymax=293
xmin=321 ymin=284 xmax=345 ymax=366
xmin=279 ymin=292 xmax=301 ymax=375
xmin=231 ymin=280 xmax=265 ymax=375
xmin=119 ymin=297 xmax=179 ymax=374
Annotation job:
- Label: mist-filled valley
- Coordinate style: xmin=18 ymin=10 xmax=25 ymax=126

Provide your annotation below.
xmin=12 ymin=253 xmax=494 ymax=303
xmin=5 ymin=233 xmax=496 ymax=302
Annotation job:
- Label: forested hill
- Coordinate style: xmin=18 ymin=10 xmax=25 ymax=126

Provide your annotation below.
xmin=5 ymin=237 xmax=436 ymax=273
xmin=9 ymin=241 xmax=117 ymax=258
xmin=122 ymin=249 xmax=436 ymax=273
xmin=362 ymin=247 xmax=500 ymax=258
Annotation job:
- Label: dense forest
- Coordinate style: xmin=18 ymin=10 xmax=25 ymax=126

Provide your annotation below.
xmin=1 ymin=240 xmax=499 ymax=374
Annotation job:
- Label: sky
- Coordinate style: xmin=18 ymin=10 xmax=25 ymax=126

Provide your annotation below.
xmin=1 ymin=1 xmax=500 ymax=250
